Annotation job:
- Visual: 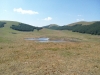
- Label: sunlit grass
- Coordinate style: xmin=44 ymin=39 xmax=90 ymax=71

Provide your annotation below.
xmin=0 ymin=40 xmax=100 ymax=75
xmin=0 ymin=22 xmax=100 ymax=75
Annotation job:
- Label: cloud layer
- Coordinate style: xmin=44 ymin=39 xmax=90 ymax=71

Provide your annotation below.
xmin=13 ymin=8 xmax=39 ymax=15
xmin=43 ymin=17 xmax=52 ymax=21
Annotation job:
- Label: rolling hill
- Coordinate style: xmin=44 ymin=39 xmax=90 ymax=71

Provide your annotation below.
xmin=43 ymin=24 xmax=59 ymax=30
xmin=44 ymin=21 xmax=100 ymax=35
xmin=67 ymin=21 xmax=97 ymax=26
xmin=0 ymin=20 xmax=42 ymax=42
xmin=0 ymin=20 xmax=100 ymax=43
xmin=0 ymin=20 xmax=42 ymax=32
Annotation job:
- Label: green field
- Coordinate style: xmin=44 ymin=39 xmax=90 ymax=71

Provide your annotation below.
xmin=0 ymin=21 xmax=100 ymax=75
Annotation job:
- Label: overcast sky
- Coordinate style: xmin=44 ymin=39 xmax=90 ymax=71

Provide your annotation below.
xmin=0 ymin=0 xmax=100 ymax=27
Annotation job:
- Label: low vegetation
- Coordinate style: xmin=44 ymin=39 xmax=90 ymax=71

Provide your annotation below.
xmin=0 ymin=40 xmax=100 ymax=75
xmin=0 ymin=20 xmax=100 ymax=75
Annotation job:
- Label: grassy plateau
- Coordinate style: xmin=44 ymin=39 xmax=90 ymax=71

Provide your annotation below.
xmin=0 ymin=21 xmax=100 ymax=75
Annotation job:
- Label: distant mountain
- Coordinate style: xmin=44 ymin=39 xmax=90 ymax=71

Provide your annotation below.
xmin=67 ymin=21 xmax=96 ymax=26
xmin=0 ymin=20 xmax=42 ymax=32
xmin=44 ymin=21 xmax=100 ymax=35
xmin=43 ymin=24 xmax=59 ymax=30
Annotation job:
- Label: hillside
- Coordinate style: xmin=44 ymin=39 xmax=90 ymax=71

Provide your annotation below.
xmin=0 ymin=20 xmax=42 ymax=42
xmin=0 ymin=20 xmax=42 ymax=32
xmin=67 ymin=21 xmax=96 ymax=26
xmin=0 ymin=20 xmax=100 ymax=43
xmin=43 ymin=24 xmax=59 ymax=30
xmin=44 ymin=21 xmax=100 ymax=35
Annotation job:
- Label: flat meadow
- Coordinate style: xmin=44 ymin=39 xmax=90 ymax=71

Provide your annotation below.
xmin=0 ymin=28 xmax=100 ymax=75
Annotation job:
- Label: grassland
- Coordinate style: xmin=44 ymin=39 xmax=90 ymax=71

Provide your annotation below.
xmin=67 ymin=21 xmax=97 ymax=26
xmin=0 ymin=21 xmax=100 ymax=75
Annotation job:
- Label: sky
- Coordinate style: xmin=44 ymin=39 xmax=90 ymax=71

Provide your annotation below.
xmin=0 ymin=0 xmax=100 ymax=27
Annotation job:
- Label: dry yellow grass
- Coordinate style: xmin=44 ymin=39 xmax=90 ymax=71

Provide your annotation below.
xmin=0 ymin=24 xmax=100 ymax=75
xmin=0 ymin=40 xmax=100 ymax=75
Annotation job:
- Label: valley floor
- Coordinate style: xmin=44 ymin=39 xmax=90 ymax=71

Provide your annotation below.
xmin=0 ymin=29 xmax=100 ymax=75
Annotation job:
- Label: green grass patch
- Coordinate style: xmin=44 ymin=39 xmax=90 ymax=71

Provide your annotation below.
xmin=62 ymin=51 xmax=72 ymax=57
xmin=0 ymin=37 xmax=11 ymax=43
